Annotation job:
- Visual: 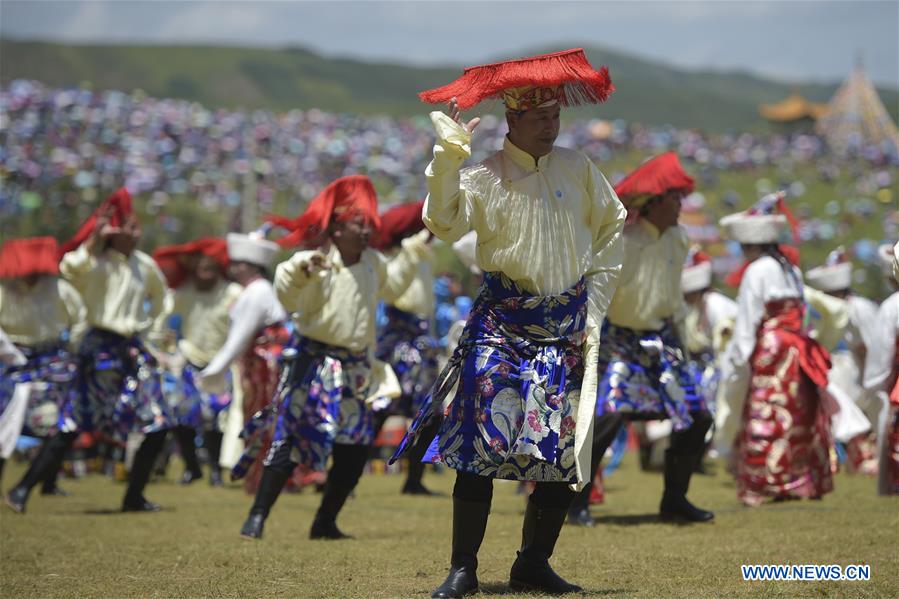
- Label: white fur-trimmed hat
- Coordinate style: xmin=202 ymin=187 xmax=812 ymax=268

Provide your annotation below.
xmin=681 ymin=245 xmax=712 ymax=293
xmin=719 ymin=191 xmax=790 ymax=245
xmin=682 ymin=262 xmax=712 ymax=294
xmin=805 ymin=246 xmax=852 ymax=292
xmin=226 ymin=232 xmax=279 ymax=269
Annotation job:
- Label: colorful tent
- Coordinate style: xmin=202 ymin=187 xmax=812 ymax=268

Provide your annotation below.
xmin=816 ymin=62 xmax=899 ymax=155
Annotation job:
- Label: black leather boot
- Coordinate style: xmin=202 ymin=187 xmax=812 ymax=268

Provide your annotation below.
xmin=5 ymin=432 xmax=76 ymax=513
xmin=204 ymin=430 xmax=224 ymax=487
xmin=432 ymin=498 xmax=490 ymax=598
xmin=175 ymin=426 xmax=203 ymax=485
xmin=240 ymin=465 xmax=292 ymax=539
xmin=309 ymin=480 xmax=355 ymax=540
xmin=659 ymin=450 xmax=714 ymax=522
xmin=509 ymin=501 xmax=582 ymax=594
xmin=401 ymin=458 xmax=434 ymax=496
xmin=566 ymin=484 xmax=594 ymax=527
xmin=122 ymin=431 xmax=166 ymax=512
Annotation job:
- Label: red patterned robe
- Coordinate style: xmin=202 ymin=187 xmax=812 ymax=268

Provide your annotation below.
xmin=736 ymin=299 xmax=836 ymax=506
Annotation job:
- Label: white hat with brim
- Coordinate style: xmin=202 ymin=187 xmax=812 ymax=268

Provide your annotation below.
xmin=719 ymin=212 xmax=788 ymax=245
xmin=681 ymin=261 xmax=712 ymax=294
xmin=805 ymin=262 xmax=852 ymax=292
xmin=227 ymin=233 xmax=279 ymax=269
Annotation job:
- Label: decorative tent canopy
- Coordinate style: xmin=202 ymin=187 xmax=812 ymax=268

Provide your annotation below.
xmin=816 ymin=62 xmax=899 ymax=155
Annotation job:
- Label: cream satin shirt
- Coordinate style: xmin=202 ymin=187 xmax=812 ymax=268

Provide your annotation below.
xmin=275 ymin=233 xmax=428 ymax=353
xmin=390 ymin=248 xmax=435 ymax=320
xmin=605 ymin=220 xmax=689 ymax=334
xmin=423 ymin=111 xmax=625 ymax=332
xmin=0 ymin=276 xmax=87 ymax=347
xmin=169 ymin=280 xmax=243 ymax=367
xmin=59 ymin=245 xmax=168 ymax=338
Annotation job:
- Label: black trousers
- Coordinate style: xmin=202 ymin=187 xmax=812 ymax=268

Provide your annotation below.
xmin=453 ymin=471 xmax=575 ymax=510
xmin=571 ymin=410 xmax=713 ymax=511
xmin=251 ymin=439 xmax=370 ymax=520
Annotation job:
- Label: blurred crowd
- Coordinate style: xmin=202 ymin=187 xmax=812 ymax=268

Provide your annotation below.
xmin=2 ymin=79 xmax=897 ymax=252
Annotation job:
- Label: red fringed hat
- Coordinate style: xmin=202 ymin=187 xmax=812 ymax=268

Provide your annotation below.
xmin=59 ymin=188 xmax=134 ymax=257
xmin=614 ymin=152 xmax=695 ymax=210
xmin=267 ymin=175 xmax=381 ymax=248
xmin=0 ymin=237 xmax=61 ymax=279
xmin=152 ymin=237 xmax=229 ymax=288
xmin=370 ymin=200 xmax=426 ymax=251
xmin=419 ymin=48 xmax=614 ymax=111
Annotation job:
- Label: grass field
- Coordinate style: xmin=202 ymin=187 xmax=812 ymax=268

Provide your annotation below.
xmin=1 ymin=452 xmax=896 ymax=598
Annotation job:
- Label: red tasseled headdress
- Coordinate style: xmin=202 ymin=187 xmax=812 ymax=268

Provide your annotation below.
xmin=614 ymin=152 xmax=695 ymax=209
xmin=152 ymin=237 xmax=229 ymax=289
xmin=725 ymin=245 xmax=800 ymax=288
xmin=267 ymin=175 xmax=381 ymax=248
xmin=419 ymin=48 xmax=614 ymax=110
xmin=59 ymin=188 xmax=134 ymax=257
xmin=0 ymin=237 xmax=61 ymax=279
xmin=370 ymin=200 xmax=426 ymax=251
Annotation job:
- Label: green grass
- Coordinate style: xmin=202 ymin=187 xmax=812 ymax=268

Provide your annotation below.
xmin=1 ymin=452 xmax=896 ymax=598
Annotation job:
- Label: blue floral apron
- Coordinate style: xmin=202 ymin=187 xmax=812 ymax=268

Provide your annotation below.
xmin=0 ymin=342 xmax=79 ymax=436
xmin=232 ymin=335 xmax=373 ymax=479
xmin=594 ymin=320 xmax=705 ymax=432
xmin=391 ymin=273 xmax=587 ymax=483
xmin=77 ymin=328 xmax=172 ymax=441
xmin=375 ymin=305 xmax=439 ymax=416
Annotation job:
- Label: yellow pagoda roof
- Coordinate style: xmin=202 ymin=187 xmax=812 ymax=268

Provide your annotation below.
xmin=759 ymin=93 xmax=828 ymax=122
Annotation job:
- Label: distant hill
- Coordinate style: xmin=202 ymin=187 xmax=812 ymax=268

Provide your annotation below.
xmin=2 ymin=39 xmax=896 ymax=131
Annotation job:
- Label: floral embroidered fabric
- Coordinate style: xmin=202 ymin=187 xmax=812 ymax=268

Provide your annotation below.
xmin=392 ymin=272 xmax=587 ymax=482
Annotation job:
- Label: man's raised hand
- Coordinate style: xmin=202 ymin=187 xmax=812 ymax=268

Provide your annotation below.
xmin=448 ymin=97 xmax=480 ymax=134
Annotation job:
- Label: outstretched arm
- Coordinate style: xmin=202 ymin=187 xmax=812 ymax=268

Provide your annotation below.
xmin=423 ymin=99 xmax=480 ymax=244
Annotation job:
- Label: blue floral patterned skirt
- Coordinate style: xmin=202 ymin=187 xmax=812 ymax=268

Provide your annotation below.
xmin=594 ymin=321 xmax=705 ymax=432
xmin=0 ymin=343 xmax=79 ymax=436
xmin=375 ymin=305 xmax=439 ymax=416
xmin=76 ymin=328 xmax=172 ymax=441
xmin=169 ymin=363 xmax=232 ymax=431
xmin=391 ymin=273 xmax=587 ymax=483
xmin=231 ymin=336 xmax=373 ymax=478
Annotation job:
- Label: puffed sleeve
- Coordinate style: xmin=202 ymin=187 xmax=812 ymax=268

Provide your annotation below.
xmin=58 ymin=279 xmax=87 ymax=347
xmin=378 ymin=229 xmax=430 ymax=304
xmin=864 ymin=297 xmax=899 ymax=392
xmin=142 ymin=257 xmax=171 ymax=343
xmin=423 ymin=111 xmax=475 ymax=243
xmin=583 ymin=161 xmax=626 ymax=341
xmin=273 ymin=250 xmax=332 ymax=315
xmin=59 ymin=244 xmax=97 ymax=281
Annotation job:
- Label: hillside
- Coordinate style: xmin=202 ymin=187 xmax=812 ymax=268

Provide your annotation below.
xmin=1 ymin=39 xmax=897 ymax=131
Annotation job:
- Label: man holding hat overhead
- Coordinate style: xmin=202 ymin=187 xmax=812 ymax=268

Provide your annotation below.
xmin=55 ymin=188 xmax=172 ymax=512
xmin=2 ymin=237 xmax=86 ymax=510
xmin=805 ymin=247 xmax=879 ymax=474
xmin=863 ymin=242 xmax=899 ymax=495
xmin=236 ymin=175 xmax=426 ymax=541
xmin=152 ymin=238 xmax=243 ymax=486
xmin=196 ymin=229 xmax=289 ymax=494
xmin=716 ymin=193 xmax=834 ymax=506
xmin=569 ymin=152 xmax=715 ymax=527
xmin=390 ymin=49 xmax=625 ymax=597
